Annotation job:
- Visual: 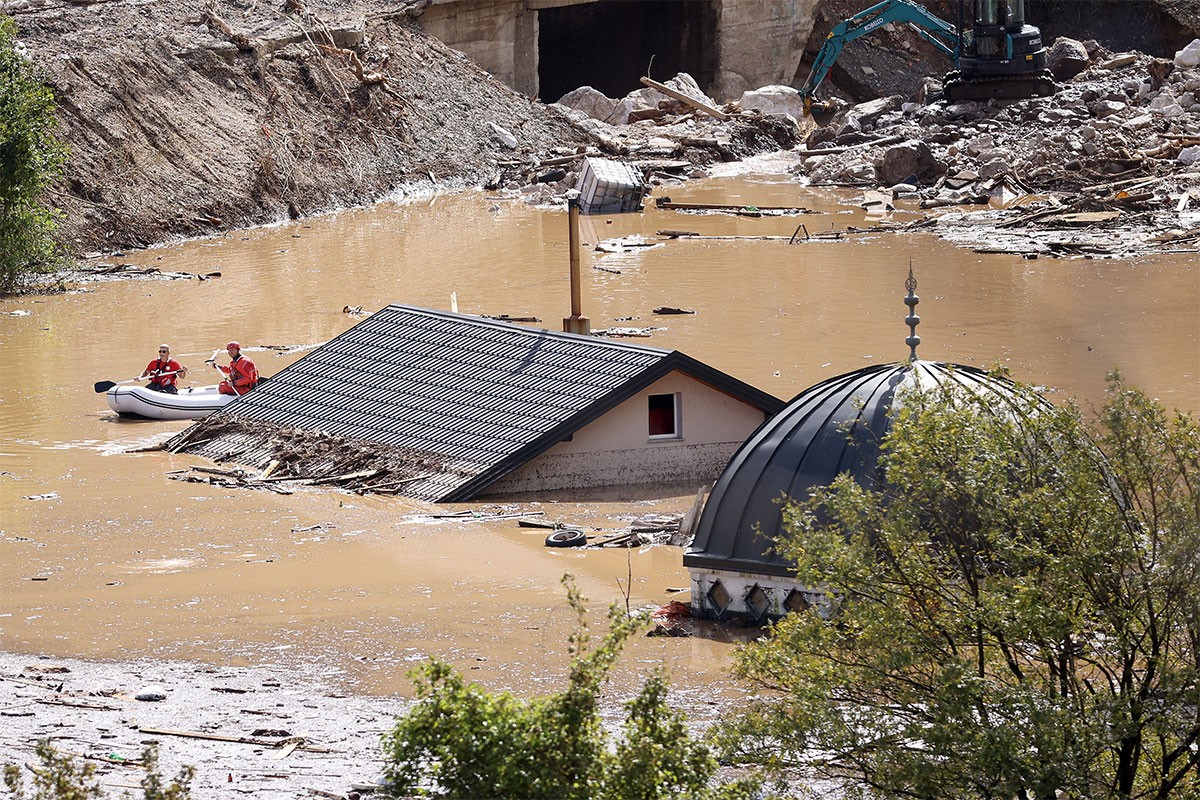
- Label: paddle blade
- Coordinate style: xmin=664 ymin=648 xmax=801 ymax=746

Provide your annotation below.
xmin=94 ymin=380 xmax=117 ymax=393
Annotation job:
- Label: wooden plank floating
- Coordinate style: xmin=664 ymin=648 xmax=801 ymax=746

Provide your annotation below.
xmin=139 ymin=726 xmax=334 ymax=753
xmin=655 ymin=198 xmax=813 ymax=215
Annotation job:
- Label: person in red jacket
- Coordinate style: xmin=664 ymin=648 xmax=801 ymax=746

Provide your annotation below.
xmin=140 ymin=344 xmax=188 ymax=393
xmin=212 ymin=341 xmax=258 ymax=396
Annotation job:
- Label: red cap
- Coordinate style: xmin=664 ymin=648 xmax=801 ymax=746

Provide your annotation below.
xmin=226 ymin=341 xmax=240 ymax=350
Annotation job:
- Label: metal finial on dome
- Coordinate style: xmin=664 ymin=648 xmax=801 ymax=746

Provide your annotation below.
xmin=904 ymin=263 xmax=920 ymax=362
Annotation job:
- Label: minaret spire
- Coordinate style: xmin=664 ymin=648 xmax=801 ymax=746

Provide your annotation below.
xmin=904 ymin=262 xmax=920 ymax=362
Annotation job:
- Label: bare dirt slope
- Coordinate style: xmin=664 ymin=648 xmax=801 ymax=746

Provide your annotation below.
xmin=11 ymin=0 xmax=592 ymax=254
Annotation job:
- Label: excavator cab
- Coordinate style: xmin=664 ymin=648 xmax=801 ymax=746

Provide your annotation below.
xmin=796 ymin=0 xmax=1055 ymax=114
xmin=944 ymin=0 xmax=1054 ymax=99
xmin=955 ymin=0 xmax=1050 ymax=81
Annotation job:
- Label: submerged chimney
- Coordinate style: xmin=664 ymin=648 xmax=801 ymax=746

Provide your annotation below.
xmin=563 ymin=196 xmax=591 ymax=335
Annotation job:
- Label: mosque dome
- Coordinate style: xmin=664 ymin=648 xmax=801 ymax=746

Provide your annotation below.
xmin=682 ymin=360 xmax=1022 ymax=579
xmin=683 ymin=268 xmax=1032 ymax=620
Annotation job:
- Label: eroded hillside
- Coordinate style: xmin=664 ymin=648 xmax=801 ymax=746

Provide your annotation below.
xmin=12 ymin=0 xmax=591 ymax=254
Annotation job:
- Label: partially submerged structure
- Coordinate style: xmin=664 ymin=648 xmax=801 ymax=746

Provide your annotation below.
xmin=168 ymin=304 xmax=784 ymax=502
xmin=684 ymin=271 xmax=1029 ymax=620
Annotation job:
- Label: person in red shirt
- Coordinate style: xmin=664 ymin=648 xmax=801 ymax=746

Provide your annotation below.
xmin=212 ymin=341 xmax=258 ymax=396
xmin=140 ymin=344 xmax=188 ymax=394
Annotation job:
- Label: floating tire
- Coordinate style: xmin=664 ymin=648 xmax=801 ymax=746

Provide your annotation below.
xmin=545 ymin=529 xmax=587 ymax=548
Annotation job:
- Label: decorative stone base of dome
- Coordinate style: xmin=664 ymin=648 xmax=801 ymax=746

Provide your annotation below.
xmin=689 ymin=568 xmax=826 ymax=622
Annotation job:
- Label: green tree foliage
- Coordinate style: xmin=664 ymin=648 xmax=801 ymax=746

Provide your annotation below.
xmin=383 ymin=575 xmax=760 ymax=800
xmin=136 ymin=747 xmax=193 ymax=800
xmin=3 ymin=741 xmax=191 ymax=800
xmin=722 ymin=373 xmax=1200 ymax=799
xmin=0 ymin=14 xmax=67 ymax=293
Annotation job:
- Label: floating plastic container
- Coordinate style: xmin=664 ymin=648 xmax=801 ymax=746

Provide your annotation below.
xmin=577 ymin=158 xmax=646 ymax=214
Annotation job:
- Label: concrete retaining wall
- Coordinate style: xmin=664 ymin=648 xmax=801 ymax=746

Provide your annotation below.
xmin=420 ymin=0 xmax=819 ymax=102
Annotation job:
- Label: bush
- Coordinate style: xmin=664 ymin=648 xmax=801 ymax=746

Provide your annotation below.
xmin=3 ymin=741 xmax=192 ymax=800
xmin=382 ymin=575 xmax=760 ymax=800
xmin=723 ymin=374 xmax=1200 ymax=799
xmin=0 ymin=14 xmax=68 ymax=294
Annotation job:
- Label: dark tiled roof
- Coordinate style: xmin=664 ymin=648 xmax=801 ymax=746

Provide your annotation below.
xmin=684 ymin=361 xmax=1028 ymax=577
xmin=200 ymin=305 xmax=783 ymax=501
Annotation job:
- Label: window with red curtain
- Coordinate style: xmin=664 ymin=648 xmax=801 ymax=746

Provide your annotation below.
xmin=648 ymin=393 xmax=677 ymax=437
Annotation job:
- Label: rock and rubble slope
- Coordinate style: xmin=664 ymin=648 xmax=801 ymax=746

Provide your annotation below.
xmin=9 ymin=0 xmax=1200 ymax=262
xmin=792 ymin=40 xmax=1200 ymax=257
xmin=12 ymin=0 xmax=593 ymax=254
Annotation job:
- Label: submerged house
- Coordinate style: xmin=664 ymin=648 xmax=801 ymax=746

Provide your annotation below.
xmin=684 ymin=271 xmax=1030 ymax=620
xmin=174 ymin=304 xmax=784 ymax=502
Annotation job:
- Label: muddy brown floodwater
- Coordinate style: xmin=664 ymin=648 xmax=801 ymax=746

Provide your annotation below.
xmin=2 ymin=166 xmax=1198 ymax=714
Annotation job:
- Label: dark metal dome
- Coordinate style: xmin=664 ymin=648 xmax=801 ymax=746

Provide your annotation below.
xmin=684 ymin=360 xmax=1023 ymax=577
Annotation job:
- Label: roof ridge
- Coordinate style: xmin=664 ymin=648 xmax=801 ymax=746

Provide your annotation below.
xmin=383 ymin=303 xmax=674 ymax=358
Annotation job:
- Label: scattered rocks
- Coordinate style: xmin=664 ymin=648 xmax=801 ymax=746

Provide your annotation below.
xmin=1048 ymin=37 xmax=1091 ymax=81
xmin=14 ymin=0 xmax=1199 ymax=270
xmin=782 ymin=39 xmax=1200 ymax=258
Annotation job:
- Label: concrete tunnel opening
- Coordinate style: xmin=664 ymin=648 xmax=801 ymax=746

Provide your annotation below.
xmin=537 ymin=0 xmax=720 ymax=103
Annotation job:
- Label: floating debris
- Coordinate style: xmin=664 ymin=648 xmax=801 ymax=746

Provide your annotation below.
xmin=595 ymin=235 xmax=663 ymax=254
xmin=591 ymin=326 xmax=665 ymax=338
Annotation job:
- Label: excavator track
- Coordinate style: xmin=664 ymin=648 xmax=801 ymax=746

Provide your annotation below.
xmin=942 ymin=70 xmax=1057 ymax=102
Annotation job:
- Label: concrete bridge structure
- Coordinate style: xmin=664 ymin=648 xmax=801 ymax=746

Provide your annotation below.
xmin=417 ymin=0 xmax=820 ymax=105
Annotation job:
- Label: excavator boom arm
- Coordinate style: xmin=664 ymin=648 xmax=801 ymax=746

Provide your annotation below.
xmin=800 ymin=0 xmax=960 ymax=110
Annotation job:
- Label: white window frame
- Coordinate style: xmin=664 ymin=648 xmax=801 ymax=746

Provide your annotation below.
xmin=647 ymin=392 xmax=682 ymax=440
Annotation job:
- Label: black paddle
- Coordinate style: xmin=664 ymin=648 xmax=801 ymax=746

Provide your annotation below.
xmin=94 ymin=370 xmax=181 ymax=393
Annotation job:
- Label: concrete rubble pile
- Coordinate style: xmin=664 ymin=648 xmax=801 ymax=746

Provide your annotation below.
xmin=538 ymin=39 xmax=1200 ymax=258
xmin=499 ymin=73 xmax=806 ymax=205
xmin=789 ymin=37 xmax=1200 ymax=256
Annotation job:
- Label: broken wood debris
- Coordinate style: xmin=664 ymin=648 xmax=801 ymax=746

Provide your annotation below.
xmin=37 ymin=697 xmax=121 ymax=711
xmin=1047 ymin=210 xmax=1123 ymax=225
xmin=164 ymin=417 xmax=462 ymax=497
xmin=798 ymin=134 xmax=905 ymax=157
xmin=595 ymin=235 xmax=662 ymax=253
xmin=139 ymin=726 xmax=334 ymax=753
xmin=640 ymin=76 xmax=729 ymax=120
xmin=654 ymin=197 xmax=813 ymax=216
xmin=408 ymin=510 xmax=546 ymax=524
xmin=653 ymin=228 xmax=854 ymax=242
xmin=84 ymin=751 xmax=144 ymax=767
xmin=519 ymin=513 xmax=683 ymax=549
xmin=480 ymin=313 xmax=541 ymax=323
xmin=77 ymin=263 xmax=220 ymax=281
xmin=516 ymin=517 xmax=559 ymax=529
xmin=535 ymin=150 xmax=597 ymax=169
xmin=592 ymin=326 xmax=664 ymax=338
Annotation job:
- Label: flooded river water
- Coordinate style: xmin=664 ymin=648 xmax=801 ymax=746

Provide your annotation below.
xmin=2 ymin=167 xmax=1197 ymax=705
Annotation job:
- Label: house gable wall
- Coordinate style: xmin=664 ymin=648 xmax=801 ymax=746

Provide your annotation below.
xmin=480 ymin=371 xmax=768 ymax=495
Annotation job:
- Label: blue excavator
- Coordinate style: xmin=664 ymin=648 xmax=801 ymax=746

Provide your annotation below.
xmin=799 ymin=0 xmax=1056 ymax=115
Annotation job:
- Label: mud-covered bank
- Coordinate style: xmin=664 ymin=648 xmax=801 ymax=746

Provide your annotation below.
xmin=0 ymin=651 xmax=402 ymax=798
